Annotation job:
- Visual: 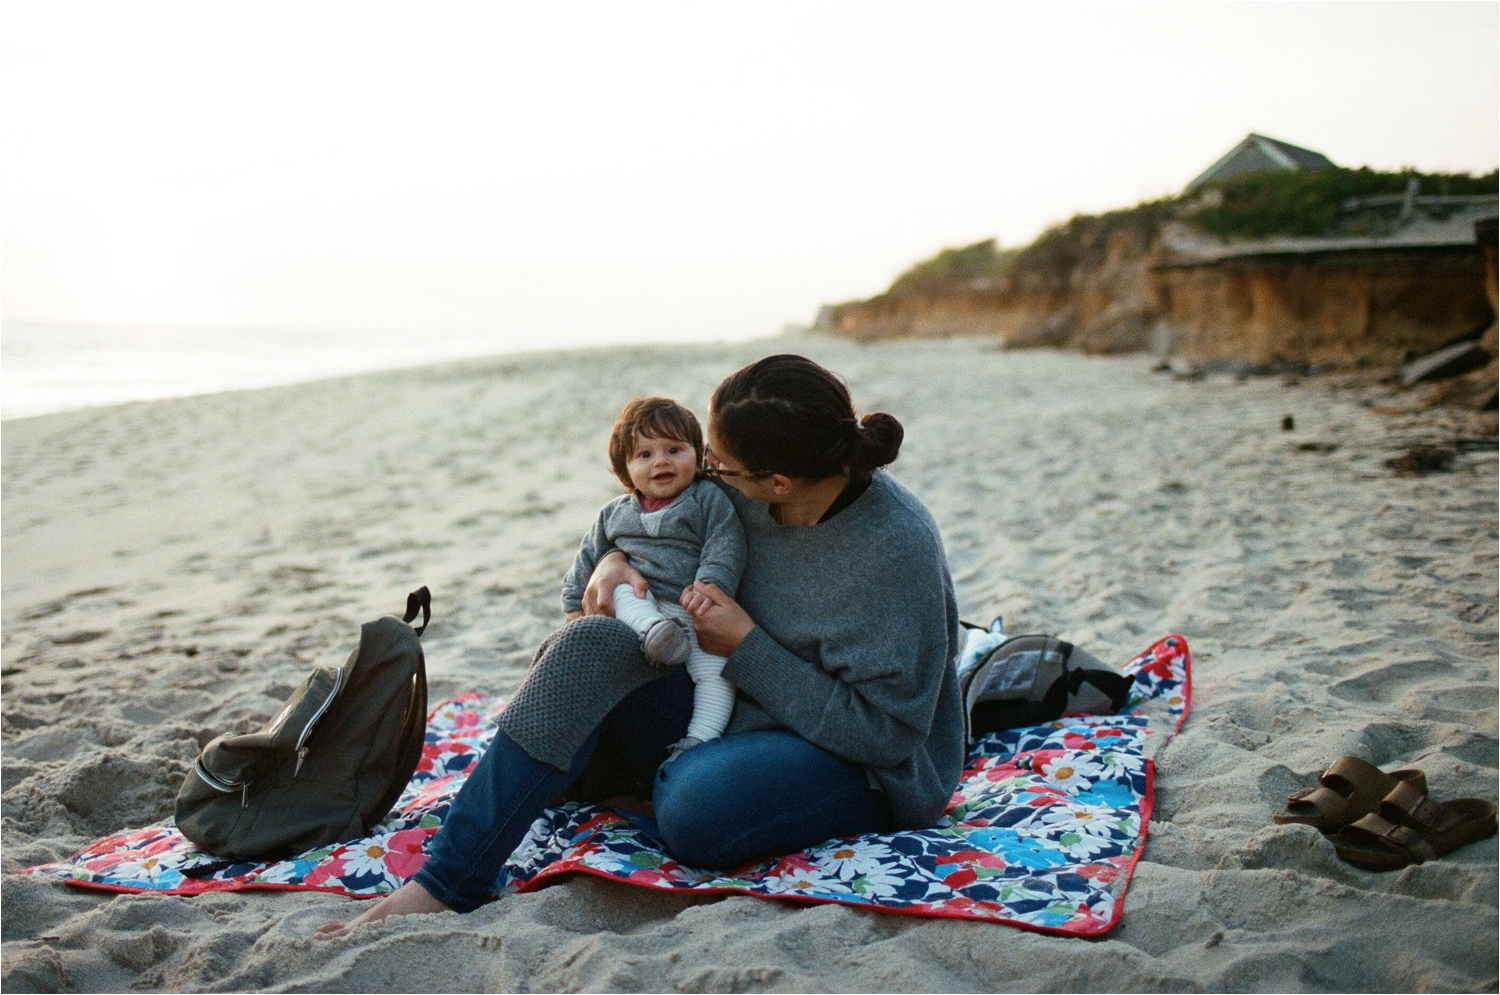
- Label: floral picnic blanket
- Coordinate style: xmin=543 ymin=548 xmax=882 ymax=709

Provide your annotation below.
xmin=25 ymin=635 xmax=1189 ymax=936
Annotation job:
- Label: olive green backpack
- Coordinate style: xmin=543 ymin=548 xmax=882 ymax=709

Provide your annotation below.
xmin=175 ymin=587 xmax=431 ymax=863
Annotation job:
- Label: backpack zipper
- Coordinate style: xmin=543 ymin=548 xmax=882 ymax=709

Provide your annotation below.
xmin=193 ymin=758 xmax=251 ymax=808
xmin=293 ymin=666 xmax=345 ymax=776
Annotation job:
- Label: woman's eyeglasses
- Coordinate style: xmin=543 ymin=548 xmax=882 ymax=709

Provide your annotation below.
xmin=700 ymin=464 xmax=768 ymax=479
xmin=701 ymin=449 xmax=770 ymax=480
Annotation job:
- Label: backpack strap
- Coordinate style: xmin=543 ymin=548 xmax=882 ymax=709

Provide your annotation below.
xmin=360 ymin=638 xmax=428 ymax=834
xmin=1065 ymin=665 xmax=1135 ymax=713
xmin=404 ymin=586 xmax=431 ymax=636
xmin=1039 ymin=638 xmax=1074 ymax=716
xmin=366 ymin=662 xmax=428 ymax=832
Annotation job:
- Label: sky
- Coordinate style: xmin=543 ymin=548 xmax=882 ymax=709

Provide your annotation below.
xmin=4 ymin=1 xmax=1498 ymax=350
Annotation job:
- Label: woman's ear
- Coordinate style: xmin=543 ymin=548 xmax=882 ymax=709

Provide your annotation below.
xmin=768 ymin=473 xmax=797 ymax=497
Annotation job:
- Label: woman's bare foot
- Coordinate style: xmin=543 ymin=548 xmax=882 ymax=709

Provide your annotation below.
xmin=315 ymin=880 xmax=451 ymax=938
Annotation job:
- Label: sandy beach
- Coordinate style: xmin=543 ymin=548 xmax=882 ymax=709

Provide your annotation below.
xmin=2 ymin=337 xmax=1496 ymax=993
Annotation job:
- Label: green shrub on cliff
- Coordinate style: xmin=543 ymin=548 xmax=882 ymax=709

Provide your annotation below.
xmin=1010 ymin=200 xmax=1174 ymax=285
xmin=889 ymin=239 xmax=1022 ymax=292
xmin=1185 ymin=167 xmax=1499 ymax=239
xmin=885 ymin=202 xmax=1175 ymax=295
xmin=873 ymin=165 xmax=1497 ymax=300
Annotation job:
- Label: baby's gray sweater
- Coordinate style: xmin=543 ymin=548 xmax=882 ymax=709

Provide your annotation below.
xmin=719 ymin=472 xmax=965 ymax=829
xmin=561 ymin=480 xmax=746 ymax=614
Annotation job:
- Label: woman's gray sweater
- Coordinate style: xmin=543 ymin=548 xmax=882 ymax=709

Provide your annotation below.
xmin=498 ymin=471 xmax=965 ymax=831
xmin=718 ymin=472 xmax=965 ymax=829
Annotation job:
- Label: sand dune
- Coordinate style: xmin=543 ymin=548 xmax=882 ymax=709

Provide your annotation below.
xmin=3 ymin=338 xmax=1496 ymax=992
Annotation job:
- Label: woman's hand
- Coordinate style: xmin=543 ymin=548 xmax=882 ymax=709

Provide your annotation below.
xmin=581 ymin=551 xmax=648 ymax=616
xmin=682 ymin=581 xmax=754 ymax=657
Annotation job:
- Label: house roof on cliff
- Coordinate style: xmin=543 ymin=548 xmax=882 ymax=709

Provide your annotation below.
xmin=1185 ymin=133 xmax=1336 ymax=192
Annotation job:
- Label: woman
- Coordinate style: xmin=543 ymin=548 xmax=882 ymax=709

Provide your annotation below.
xmin=318 ymin=355 xmax=963 ymax=936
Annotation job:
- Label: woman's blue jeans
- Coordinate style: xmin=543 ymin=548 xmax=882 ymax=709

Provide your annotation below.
xmin=412 ymin=664 xmax=892 ymax=913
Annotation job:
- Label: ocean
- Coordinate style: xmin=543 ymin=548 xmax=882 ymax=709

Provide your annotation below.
xmin=1 ymin=323 xmax=565 ymax=420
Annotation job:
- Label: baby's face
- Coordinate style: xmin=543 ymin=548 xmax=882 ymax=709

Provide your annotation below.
xmin=626 ymin=434 xmax=698 ymax=503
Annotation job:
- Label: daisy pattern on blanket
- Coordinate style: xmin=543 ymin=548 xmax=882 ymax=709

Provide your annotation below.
xmin=24 ymin=636 xmax=1190 ymax=936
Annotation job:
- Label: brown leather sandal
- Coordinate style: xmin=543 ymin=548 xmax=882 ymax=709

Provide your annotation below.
xmin=1331 ymin=780 xmax=1498 ymax=870
xmin=1273 ymin=756 xmax=1427 ymax=834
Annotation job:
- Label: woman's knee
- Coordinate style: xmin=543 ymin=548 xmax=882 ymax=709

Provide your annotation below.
xmin=653 ymin=732 xmax=892 ymax=869
xmin=652 ymin=743 xmax=741 ymax=867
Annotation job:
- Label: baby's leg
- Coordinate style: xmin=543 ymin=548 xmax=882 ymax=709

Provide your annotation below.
xmin=612 ymin=584 xmax=664 ymax=634
xmin=613 ymin=585 xmax=690 ymax=666
xmin=684 ymin=646 xmax=735 ymax=743
xmin=661 ymin=604 xmax=735 ymax=744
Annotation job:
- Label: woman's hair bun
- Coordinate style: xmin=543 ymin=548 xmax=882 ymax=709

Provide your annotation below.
xmin=711 ymin=354 xmax=903 ymax=481
xmin=849 ymin=411 xmax=903 ymax=476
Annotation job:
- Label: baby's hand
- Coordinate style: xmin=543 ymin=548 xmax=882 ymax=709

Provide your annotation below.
xmin=564 ymin=610 xmax=583 ymax=623
xmin=679 ymin=587 xmax=713 ymax=616
xmin=684 ymin=581 xmax=754 ymax=657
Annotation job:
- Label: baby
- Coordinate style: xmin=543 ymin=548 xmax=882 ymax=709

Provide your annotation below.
xmin=561 ymin=397 xmax=745 ymax=755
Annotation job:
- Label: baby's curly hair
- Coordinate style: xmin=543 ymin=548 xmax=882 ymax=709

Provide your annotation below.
xmin=607 ymin=397 xmax=705 ymax=492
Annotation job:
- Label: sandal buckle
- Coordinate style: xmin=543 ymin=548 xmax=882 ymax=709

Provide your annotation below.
xmin=1387 ymin=824 xmax=1420 ymax=846
xmin=1410 ymin=796 xmax=1443 ymax=826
